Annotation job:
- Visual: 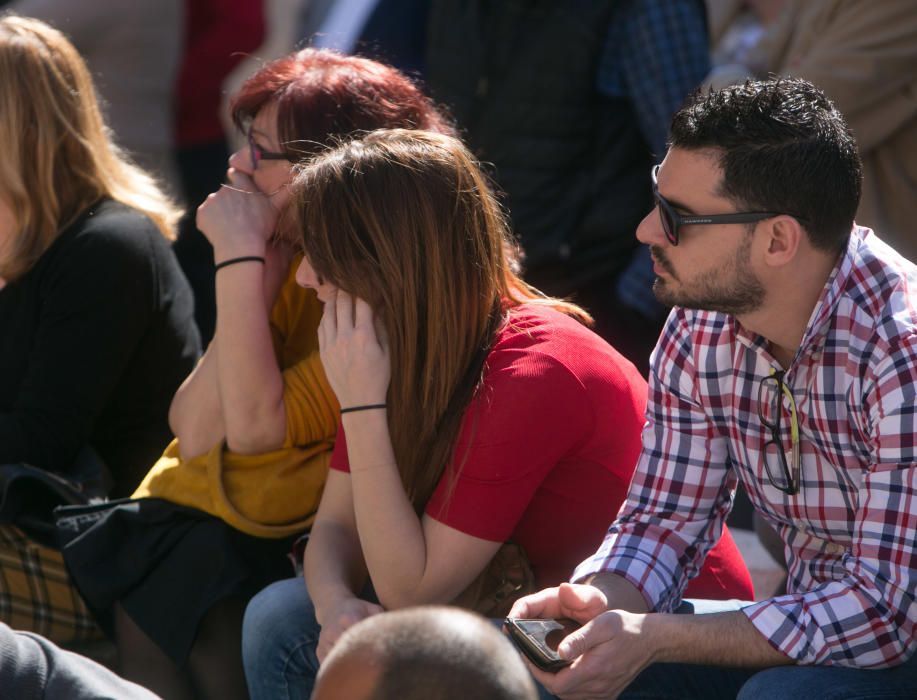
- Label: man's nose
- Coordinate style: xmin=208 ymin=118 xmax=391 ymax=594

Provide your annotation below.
xmin=636 ymin=207 xmax=667 ymax=247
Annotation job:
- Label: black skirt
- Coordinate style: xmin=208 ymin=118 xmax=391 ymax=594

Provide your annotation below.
xmin=56 ymin=498 xmax=299 ymax=666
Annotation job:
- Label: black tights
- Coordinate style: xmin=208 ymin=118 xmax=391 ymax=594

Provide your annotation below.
xmin=115 ymin=597 xmax=250 ymax=700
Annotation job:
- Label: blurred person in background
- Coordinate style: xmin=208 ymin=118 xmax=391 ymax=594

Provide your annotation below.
xmin=296 ymin=0 xmax=428 ymax=77
xmin=172 ymin=0 xmax=266 ymax=345
xmin=0 ymin=14 xmax=199 ymax=647
xmin=8 ymin=0 xmax=183 ymax=187
xmin=707 ymin=0 xmax=917 ymax=262
xmin=425 ymin=0 xmax=711 ymax=377
xmin=706 ymin=0 xmax=785 ymax=77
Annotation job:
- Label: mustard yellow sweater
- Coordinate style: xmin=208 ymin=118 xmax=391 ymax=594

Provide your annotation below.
xmin=133 ymin=257 xmax=339 ymax=538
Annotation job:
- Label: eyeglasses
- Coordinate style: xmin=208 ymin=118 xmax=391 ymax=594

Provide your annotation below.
xmin=651 ymin=165 xmax=780 ymax=246
xmin=757 ymin=368 xmax=801 ymax=495
xmin=247 ymin=127 xmax=292 ymax=169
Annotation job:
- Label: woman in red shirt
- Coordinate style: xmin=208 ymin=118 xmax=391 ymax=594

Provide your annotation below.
xmin=241 ymin=129 xmax=752 ymax=699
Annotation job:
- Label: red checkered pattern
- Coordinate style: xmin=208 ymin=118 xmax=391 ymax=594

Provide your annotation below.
xmin=574 ymin=227 xmax=917 ymax=669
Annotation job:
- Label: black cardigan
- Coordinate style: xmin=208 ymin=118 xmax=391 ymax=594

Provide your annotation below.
xmin=0 ymin=199 xmax=201 ymax=496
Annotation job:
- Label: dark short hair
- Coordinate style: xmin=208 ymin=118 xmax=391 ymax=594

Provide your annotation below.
xmin=669 ymin=77 xmax=862 ymax=251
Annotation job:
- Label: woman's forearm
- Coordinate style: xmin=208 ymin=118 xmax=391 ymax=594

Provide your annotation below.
xmin=305 ymin=520 xmax=370 ymax=624
xmin=343 ymin=410 xmax=432 ymax=609
xmin=169 ymin=345 xmax=225 ymax=459
xmin=213 ymin=261 xmax=286 ymax=454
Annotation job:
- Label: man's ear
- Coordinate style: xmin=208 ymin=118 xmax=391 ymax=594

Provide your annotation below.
xmin=761 ymin=215 xmax=804 ymax=268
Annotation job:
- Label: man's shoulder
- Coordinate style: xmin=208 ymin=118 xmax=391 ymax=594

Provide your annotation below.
xmin=843 ymin=229 xmax=917 ymax=347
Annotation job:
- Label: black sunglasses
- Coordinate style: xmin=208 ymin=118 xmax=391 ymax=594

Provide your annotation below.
xmin=247 ymin=128 xmax=293 ymax=168
xmin=651 ymin=165 xmax=781 ymax=246
xmin=757 ymin=369 xmax=801 ymax=495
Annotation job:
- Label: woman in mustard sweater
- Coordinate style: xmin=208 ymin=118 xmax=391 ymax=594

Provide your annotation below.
xmin=59 ymin=48 xmax=453 ymax=700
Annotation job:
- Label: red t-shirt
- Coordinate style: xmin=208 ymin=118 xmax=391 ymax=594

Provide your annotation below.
xmin=331 ymin=304 xmax=753 ymax=599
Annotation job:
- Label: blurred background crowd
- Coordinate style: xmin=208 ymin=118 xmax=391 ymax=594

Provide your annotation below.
xmin=1 ymin=0 xmax=913 ymax=371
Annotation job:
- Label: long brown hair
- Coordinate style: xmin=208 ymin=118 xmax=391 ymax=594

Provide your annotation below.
xmin=292 ymin=129 xmax=589 ymax=510
xmin=0 ymin=15 xmax=179 ymax=282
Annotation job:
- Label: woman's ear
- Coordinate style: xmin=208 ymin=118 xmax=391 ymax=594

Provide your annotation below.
xmin=761 ymin=215 xmax=804 ymax=269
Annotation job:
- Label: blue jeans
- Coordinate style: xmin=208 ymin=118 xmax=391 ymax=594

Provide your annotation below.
xmin=242 ymin=577 xmax=319 ymax=700
xmin=536 ymin=599 xmax=917 ymax=700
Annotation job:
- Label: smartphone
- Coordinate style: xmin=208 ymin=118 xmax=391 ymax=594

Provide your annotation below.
xmin=504 ymin=617 xmax=581 ymax=673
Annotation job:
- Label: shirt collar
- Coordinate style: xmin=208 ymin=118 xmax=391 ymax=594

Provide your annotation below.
xmin=796 ymin=226 xmax=863 ymax=356
xmin=732 ymin=226 xmax=865 ymax=364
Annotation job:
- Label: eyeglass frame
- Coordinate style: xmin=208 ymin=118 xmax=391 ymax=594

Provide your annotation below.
xmin=247 ymin=127 xmax=294 ymax=169
xmin=651 ymin=164 xmax=784 ymax=246
xmin=757 ymin=368 xmax=801 ymax=495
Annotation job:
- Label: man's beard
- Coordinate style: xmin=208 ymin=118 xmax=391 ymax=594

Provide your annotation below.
xmin=650 ymin=236 xmax=765 ymax=316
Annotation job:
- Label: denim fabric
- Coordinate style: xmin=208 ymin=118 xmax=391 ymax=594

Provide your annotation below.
xmin=242 ymin=578 xmax=319 ymax=700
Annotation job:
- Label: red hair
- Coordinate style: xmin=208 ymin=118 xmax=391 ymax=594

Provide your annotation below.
xmin=231 ymin=48 xmax=453 ymax=156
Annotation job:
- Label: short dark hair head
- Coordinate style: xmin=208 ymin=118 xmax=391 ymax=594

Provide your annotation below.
xmin=669 ymin=77 xmax=862 ymax=252
xmin=319 ymin=607 xmax=537 ymax=700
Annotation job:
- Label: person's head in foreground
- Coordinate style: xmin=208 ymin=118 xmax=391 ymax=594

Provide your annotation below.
xmin=312 ymin=606 xmax=537 ymax=700
xmin=291 ymin=128 xmax=587 ymax=507
xmin=0 ymin=14 xmax=178 ymax=283
xmin=640 ymin=76 xmax=862 ymax=318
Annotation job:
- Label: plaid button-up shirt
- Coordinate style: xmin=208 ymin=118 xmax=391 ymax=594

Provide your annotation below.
xmin=574 ymin=227 xmax=917 ymax=668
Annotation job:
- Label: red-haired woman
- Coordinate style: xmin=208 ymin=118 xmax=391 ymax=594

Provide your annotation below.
xmin=58 ymin=49 xmax=452 ymax=700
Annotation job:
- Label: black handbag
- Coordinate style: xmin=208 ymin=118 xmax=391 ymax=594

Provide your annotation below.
xmin=0 ymin=445 xmax=110 ymax=548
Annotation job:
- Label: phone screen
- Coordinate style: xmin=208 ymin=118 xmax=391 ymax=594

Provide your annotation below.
xmin=505 ymin=618 xmax=581 ymax=671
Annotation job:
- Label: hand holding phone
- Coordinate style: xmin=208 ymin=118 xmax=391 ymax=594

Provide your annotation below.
xmin=504 ymin=617 xmax=582 ymax=673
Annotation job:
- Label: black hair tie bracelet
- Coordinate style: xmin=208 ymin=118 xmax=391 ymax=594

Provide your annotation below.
xmin=340 ymin=404 xmax=387 ymax=414
xmin=215 ymin=256 xmax=266 ymax=271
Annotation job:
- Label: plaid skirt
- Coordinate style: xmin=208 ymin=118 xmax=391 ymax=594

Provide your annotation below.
xmin=0 ymin=525 xmax=102 ymax=646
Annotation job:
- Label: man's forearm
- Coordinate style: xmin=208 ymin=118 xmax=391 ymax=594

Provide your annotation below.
xmin=647 ymin=610 xmax=792 ymax=668
xmin=587 ymin=572 xmax=650 ymax=614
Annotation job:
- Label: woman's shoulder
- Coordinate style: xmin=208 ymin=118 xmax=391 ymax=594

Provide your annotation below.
xmin=490 ymin=302 xmax=646 ymax=391
xmin=66 ymin=198 xmax=161 ymax=245
xmin=497 ymin=303 xmax=617 ymax=358
xmin=53 ymin=199 xmax=167 ymax=269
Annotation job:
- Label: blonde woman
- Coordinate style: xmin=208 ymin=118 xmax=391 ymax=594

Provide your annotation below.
xmin=0 ymin=15 xmax=199 ymax=645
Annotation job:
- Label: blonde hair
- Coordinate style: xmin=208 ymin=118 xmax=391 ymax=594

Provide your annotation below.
xmin=0 ymin=15 xmax=180 ymax=281
xmin=293 ymin=129 xmax=590 ymax=510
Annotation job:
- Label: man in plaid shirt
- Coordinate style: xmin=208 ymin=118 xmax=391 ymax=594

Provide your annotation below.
xmin=512 ymin=78 xmax=917 ymax=699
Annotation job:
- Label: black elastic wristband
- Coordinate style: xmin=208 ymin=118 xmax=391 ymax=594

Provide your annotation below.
xmin=215 ymin=255 xmax=266 ymax=271
xmin=340 ymin=404 xmax=387 ymax=414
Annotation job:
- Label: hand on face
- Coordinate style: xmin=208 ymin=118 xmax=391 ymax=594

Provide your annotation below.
xmin=196 ymin=167 xmax=280 ymax=259
xmin=317 ymin=291 xmax=391 ymax=409
xmin=316 ymin=596 xmax=384 ymax=663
